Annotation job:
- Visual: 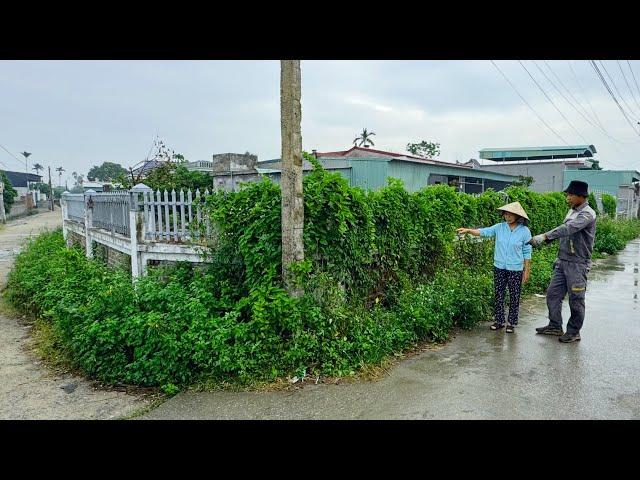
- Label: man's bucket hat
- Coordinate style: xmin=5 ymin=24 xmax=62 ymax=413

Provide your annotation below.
xmin=497 ymin=201 xmax=530 ymax=225
xmin=563 ymin=180 xmax=589 ymax=197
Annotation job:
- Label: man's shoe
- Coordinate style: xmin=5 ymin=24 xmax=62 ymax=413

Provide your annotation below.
xmin=535 ymin=325 xmax=564 ymax=336
xmin=559 ymin=332 xmax=581 ymax=343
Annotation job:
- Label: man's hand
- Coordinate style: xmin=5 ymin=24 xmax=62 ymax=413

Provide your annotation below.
xmin=523 ymin=269 xmax=530 ymax=284
xmin=528 ymin=234 xmax=547 ymax=246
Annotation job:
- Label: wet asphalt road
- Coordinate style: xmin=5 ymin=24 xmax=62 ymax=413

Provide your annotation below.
xmin=143 ymin=239 xmax=640 ymax=420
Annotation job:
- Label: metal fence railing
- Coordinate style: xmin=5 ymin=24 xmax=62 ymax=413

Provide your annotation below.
xmin=65 ymin=194 xmax=85 ymax=223
xmin=91 ymin=192 xmax=131 ymax=236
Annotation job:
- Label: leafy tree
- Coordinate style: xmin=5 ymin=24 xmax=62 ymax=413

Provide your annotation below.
xmin=601 ymin=194 xmax=617 ymax=217
xmin=511 ymin=175 xmax=535 ymax=188
xmin=406 ymin=140 xmax=441 ymax=158
xmin=87 ymin=162 xmax=128 ymax=182
xmin=53 ymin=186 xmax=66 ymax=200
xmin=34 ymin=182 xmax=51 ymax=195
xmin=135 ymin=162 xmax=212 ymax=192
xmin=590 ymin=159 xmax=603 ymax=170
xmin=353 ymin=128 xmax=376 ymax=147
xmin=32 ymin=163 xmax=44 ymax=177
xmin=588 ymin=192 xmax=599 ymax=214
xmin=0 ymin=170 xmax=17 ymax=214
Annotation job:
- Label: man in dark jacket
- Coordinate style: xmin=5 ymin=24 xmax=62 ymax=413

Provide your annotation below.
xmin=529 ymin=180 xmax=597 ymax=343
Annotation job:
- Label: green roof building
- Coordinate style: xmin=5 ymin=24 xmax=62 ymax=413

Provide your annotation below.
xmin=563 ymin=169 xmax=640 ymax=218
xmin=258 ymin=146 xmax=520 ymax=194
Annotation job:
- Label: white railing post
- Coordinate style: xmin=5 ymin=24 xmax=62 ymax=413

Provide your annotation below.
xmin=130 ymin=183 xmax=152 ymax=278
xmin=84 ymin=190 xmax=96 ymax=258
xmin=61 ymin=191 xmax=70 ymax=245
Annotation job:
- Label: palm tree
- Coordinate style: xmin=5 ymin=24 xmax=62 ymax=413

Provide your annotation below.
xmin=56 ymin=166 xmax=65 ymax=188
xmin=32 ymin=163 xmax=44 ymax=177
xmin=353 ymin=128 xmax=376 ymax=147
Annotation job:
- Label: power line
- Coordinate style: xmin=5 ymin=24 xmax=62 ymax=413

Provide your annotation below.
xmin=490 ymin=60 xmax=569 ymax=145
xmin=0 ymin=143 xmax=24 ymax=169
xmin=599 ymin=60 xmax=640 ymax=121
xmin=618 ymin=60 xmax=640 ymax=115
xmin=535 ymin=60 xmax=625 ymax=147
xmin=519 ymin=60 xmax=590 ymax=144
xmin=627 ymin=60 xmax=640 ymax=103
xmin=567 ymin=60 xmax=607 ymax=131
xmin=542 ymin=61 xmax=598 ymax=126
xmin=590 ymin=60 xmax=640 ymax=137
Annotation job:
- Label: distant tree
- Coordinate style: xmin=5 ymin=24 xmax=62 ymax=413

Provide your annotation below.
xmin=511 ymin=175 xmax=535 ymax=188
xmin=143 ymin=162 xmax=212 ymax=192
xmin=56 ymin=166 xmax=65 ymax=188
xmin=353 ymin=128 xmax=376 ymax=147
xmin=52 ymin=186 xmax=65 ymax=200
xmin=71 ymin=172 xmax=84 ymax=192
xmin=588 ymin=192 xmax=600 ymax=214
xmin=601 ymin=194 xmax=617 ymax=217
xmin=0 ymin=170 xmax=18 ymax=214
xmin=32 ymin=163 xmax=44 ymax=177
xmin=87 ymin=162 xmax=128 ymax=182
xmin=34 ymin=182 xmax=51 ymax=195
xmin=590 ymin=159 xmax=603 ymax=170
xmin=406 ymin=140 xmax=441 ymax=158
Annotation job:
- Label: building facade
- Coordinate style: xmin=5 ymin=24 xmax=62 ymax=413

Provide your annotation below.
xmin=477 ymin=145 xmax=598 ymax=193
xmin=257 ymin=146 xmax=520 ymax=194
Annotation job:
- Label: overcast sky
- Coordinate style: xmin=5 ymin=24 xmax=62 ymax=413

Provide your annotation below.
xmin=2 ymin=60 xmax=640 ymax=186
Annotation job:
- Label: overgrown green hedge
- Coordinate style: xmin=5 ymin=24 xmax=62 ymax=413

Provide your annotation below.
xmin=601 ymin=194 xmax=617 ymax=217
xmin=5 ymin=159 xmax=640 ymax=389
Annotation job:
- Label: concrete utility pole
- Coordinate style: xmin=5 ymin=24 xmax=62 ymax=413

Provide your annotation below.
xmin=48 ymin=166 xmax=54 ymax=211
xmin=0 ymin=182 xmax=6 ymax=223
xmin=21 ymin=151 xmax=31 ymax=210
xmin=280 ymin=60 xmax=304 ymax=297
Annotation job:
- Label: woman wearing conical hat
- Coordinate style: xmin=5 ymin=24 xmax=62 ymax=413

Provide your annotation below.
xmin=456 ymin=201 xmax=532 ymax=333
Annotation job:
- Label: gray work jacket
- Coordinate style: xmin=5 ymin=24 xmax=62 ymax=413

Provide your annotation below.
xmin=544 ymin=201 xmax=597 ymax=264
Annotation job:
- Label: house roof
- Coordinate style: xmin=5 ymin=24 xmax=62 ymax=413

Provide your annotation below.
xmin=479 ymin=145 xmax=597 ymax=161
xmin=130 ymin=159 xmax=167 ymax=176
xmin=314 ymin=146 xmax=466 ymax=167
xmin=1 ymin=170 xmax=42 ymax=188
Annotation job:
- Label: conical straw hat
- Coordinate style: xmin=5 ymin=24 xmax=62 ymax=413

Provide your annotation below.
xmin=497 ymin=201 xmax=530 ymax=222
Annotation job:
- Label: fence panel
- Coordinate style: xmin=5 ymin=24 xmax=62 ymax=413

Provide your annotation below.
xmin=91 ymin=192 xmax=131 ymax=236
xmin=65 ymin=194 xmax=85 ymax=223
xmin=142 ymin=188 xmax=208 ymax=242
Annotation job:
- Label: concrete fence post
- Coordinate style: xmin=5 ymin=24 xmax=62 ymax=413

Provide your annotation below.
xmin=61 ymin=191 xmax=70 ymax=246
xmin=84 ymin=190 xmax=96 ymax=258
xmin=130 ymin=183 xmax=152 ymax=279
xmin=0 ymin=182 xmax=6 ymax=224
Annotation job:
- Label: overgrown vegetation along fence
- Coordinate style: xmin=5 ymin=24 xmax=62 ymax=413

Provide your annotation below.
xmin=7 ymin=159 xmax=640 ymax=391
xmin=61 ymin=186 xmax=210 ymax=277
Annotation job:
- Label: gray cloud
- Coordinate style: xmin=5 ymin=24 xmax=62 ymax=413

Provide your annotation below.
xmin=1 ymin=60 xmax=638 ymax=184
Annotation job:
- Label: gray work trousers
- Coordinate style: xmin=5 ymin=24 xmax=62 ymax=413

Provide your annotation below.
xmin=546 ymin=259 xmax=589 ymax=334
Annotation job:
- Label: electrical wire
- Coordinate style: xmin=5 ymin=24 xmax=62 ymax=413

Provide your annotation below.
xmin=599 ymin=60 xmax=640 ymax=120
xmin=618 ymin=60 xmax=640 ymax=115
xmin=490 ymin=60 xmax=569 ymax=145
xmin=568 ymin=60 xmax=607 ymax=131
xmin=534 ymin=60 xmax=625 ymax=148
xmin=590 ymin=60 xmax=640 ymax=137
xmin=519 ymin=60 xmax=590 ymax=144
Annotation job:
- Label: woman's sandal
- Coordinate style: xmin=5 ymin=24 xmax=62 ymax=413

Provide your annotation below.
xmin=490 ymin=323 xmax=504 ymax=331
xmin=506 ymin=325 xmax=515 ymax=333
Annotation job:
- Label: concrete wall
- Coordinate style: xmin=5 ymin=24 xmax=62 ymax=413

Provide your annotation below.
xmin=480 ymin=162 xmax=568 ymax=192
xmin=93 ymin=243 xmax=131 ymax=273
xmin=211 ymin=153 xmax=258 ymax=174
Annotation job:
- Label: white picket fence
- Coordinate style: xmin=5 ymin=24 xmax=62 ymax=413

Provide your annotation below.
xmin=142 ymin=188 xmax=210 ymax=241
xmin=61 ymin=184 xmax=213 ymax=278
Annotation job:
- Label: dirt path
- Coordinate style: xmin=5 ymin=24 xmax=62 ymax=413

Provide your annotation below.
xmin=0 ymin=210 xmax=152 ymax=419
